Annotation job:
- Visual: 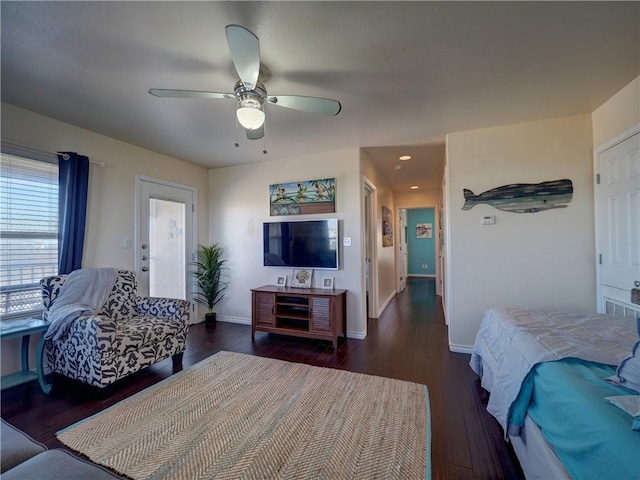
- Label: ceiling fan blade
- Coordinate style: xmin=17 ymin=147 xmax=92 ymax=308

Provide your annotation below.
xmin=246 ymin=124 xmax=265 ymax=140
xmin=225 ymin=25 xmax=260 ymax=89
xmin=267 ymin=95 xmax=341 ymax=116
xmin=149 ymin=89 xmax=234 ymax=99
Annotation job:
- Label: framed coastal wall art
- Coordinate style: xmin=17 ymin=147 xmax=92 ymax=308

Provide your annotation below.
xmin=269 ymin=178 xmax=336 ymax=216
xmin=382 ymin=205 xmax=393 ymax=247
xmin=461 ymin=179 xmax=573 ymax=213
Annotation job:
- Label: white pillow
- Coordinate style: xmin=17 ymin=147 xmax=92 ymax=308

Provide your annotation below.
xmin=607 ymin=340 xmax=640 ymax=394
xmin=605 ymin=395 xmax=640 ymax=432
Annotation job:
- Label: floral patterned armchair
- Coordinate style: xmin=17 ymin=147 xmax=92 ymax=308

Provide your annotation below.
xmin=40 ymin=270 xmax=189 ymax=390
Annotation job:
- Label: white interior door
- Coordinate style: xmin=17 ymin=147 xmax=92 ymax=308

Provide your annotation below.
xmin=398 ymin=208 xmax=408 ymax=292
xmin=597 ymin=131 xmax=640 ymax=309
xmin=363 ymin=179 xmax=377 ymax=320
xmin=136 ymin=177 xmax=195 ymax=301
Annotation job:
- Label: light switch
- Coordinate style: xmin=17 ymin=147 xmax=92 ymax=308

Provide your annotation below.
xmin=123 ymin=237 xmax=132 ymax=249
xmin=343 ymin=237 xmax=352 ymax=247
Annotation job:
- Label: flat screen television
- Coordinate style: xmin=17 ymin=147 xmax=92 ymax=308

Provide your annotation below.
xmin=263 ymin=219 xmax=339 ymax=270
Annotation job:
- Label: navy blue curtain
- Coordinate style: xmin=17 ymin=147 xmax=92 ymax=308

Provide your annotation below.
xmin=58 ymin=152 xmax=89 ymax=274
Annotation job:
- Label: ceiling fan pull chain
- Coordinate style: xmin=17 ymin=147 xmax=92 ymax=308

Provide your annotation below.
xmin=234 ymin=114 xmax=240 ymax=148
xmin=263 ymin=120 xmax=267 ymax=154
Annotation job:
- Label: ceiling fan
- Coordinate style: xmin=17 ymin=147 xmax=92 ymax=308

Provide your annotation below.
xmin=149 ymin=25 xmax=342 ymax=141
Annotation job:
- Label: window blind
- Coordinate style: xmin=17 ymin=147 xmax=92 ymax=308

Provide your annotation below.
xmin=0 ymin=152 xmax=58 ymax=318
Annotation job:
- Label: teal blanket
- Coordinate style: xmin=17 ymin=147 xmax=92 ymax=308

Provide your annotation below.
xmin=511 ymin=359 xmax=640 ymax=480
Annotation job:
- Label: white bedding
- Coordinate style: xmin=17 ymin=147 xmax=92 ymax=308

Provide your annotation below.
xmin=510 ymin=414 xmax=570 ymax=480
xmin=469 ymin=307 xmax=637 ymax=437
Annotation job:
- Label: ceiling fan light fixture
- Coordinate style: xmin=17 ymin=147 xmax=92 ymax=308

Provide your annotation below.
xmin=150 ymin=25 xmax=340 ymax=141
xmin=236 ymin=98 xmax=265 ymax=130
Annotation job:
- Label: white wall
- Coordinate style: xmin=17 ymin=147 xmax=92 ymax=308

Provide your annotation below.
xmin=445 ymin=114 xmax=595 ymax=351
xmin=395 ymin=190 xmax=441 ymax=209
xmin=592 ymin=76 xmax=640 ymax=148
xmin=1 ymin=102 xmax=210 ymax=375
xmin=208 ymin=148 xmax=366 ymax=338
xmin=360 ymin=150 xmax=397 ymax=316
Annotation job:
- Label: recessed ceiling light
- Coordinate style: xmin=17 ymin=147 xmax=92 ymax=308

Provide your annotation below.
xmin=410 ymin=185 xmax=419 ymax=190
xmin=399 ymin=155 xmax=412 ymax=161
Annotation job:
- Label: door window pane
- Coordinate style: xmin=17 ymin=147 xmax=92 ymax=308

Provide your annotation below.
xmin=148 ymin=198 xmax=185 ymax=299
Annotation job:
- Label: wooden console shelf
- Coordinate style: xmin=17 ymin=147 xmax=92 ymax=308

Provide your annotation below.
xmin=251 ymin=285 xmax=347 ymax=348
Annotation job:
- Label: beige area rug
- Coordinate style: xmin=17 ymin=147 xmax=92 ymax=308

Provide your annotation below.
xmin=58 ymin=351 xmax=430 ymax=480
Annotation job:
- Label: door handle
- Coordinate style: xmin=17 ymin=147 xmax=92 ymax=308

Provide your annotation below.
xmin=141 ymin=266 xmax=149 ymax=272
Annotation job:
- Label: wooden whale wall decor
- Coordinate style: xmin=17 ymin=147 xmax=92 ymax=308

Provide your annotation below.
xmin=462 ymin=179 xmax=573 ymax=213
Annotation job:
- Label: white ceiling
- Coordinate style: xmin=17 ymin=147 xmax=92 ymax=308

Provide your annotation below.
xmin=2 ymin=2 xmax=638 ymax=192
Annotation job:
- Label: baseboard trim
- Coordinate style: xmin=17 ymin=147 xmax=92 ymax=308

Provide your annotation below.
xmin=449 ymin=344 xmax=473 ymax=354
xmin=347 ymin=331 xmax=366 ymax=340
xmin=376 ymin=291 xmax=396 ymax=317
xmin=217 ymin=315 xmax=251 ymax=326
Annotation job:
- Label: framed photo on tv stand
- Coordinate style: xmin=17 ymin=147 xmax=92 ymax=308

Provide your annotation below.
xmin=321 ymin=277 xmax=334 ymax=289
xmin=291 ymin=269 xmax=313 ymax=288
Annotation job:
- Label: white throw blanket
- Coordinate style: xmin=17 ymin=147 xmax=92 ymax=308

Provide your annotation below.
xmin=45 ymin=268 xmax=118 ymax=341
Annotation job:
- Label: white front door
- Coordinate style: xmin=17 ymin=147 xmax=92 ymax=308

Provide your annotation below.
xmin=596 ymin=131 xmax=640 ymax=310
xmin=136 ymin=176 xmax=196 ymax=301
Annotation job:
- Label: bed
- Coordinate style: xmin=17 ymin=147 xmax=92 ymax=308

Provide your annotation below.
xmin=470 ymin=307 xmax=640 ymax=480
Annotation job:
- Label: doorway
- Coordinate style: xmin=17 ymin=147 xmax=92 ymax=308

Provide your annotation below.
xmin=397 ymin=206 xmax=438 ymax=293
xmin=135 ymin=176 xmax=196 ymax=301
xmin=398 ymin=209 xmax=408 ymax=292
xmin=363 ymin=178 xmax=377 ymax=319
xmin=595 ymin=129 xmax=640 ymax=315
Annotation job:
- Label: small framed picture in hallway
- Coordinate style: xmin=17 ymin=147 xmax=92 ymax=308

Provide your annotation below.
xmin=416 ymin=223 xmax=432 ymax=239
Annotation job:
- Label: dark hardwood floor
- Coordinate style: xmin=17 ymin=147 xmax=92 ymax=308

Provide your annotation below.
xmin=1 ymin=278 xmax=523 ymax=479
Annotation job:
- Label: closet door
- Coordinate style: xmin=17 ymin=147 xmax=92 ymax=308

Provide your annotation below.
xmin=596 ymin=131 xmax=640 ymax=313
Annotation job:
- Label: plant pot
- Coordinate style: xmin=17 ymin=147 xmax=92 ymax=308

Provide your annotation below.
xmin=205 ymin=312 xmax=217 ymax=325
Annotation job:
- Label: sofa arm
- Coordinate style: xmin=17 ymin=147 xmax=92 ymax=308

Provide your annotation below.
xmin=39 ymin=275 xmax=68 ymax=321
xmin=1 ymin=420 xmax=46 ymax=473
xmin=135 ymin=297 xmax=190 ymax=324
xmin=47 ymin=314 xmax=117 ymax=349
xmin=2 ymin=450 xmax=123 ymax=480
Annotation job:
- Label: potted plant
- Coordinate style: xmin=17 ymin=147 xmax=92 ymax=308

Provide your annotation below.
xmin=192 ymin=243 xmax=229 ymax=325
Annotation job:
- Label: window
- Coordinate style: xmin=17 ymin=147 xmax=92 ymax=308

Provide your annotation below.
xmin=0 ymin=152 xmax=58 ymax=319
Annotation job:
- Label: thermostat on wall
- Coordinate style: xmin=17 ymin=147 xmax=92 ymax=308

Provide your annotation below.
xmin=481 ymin=215 xmax=496 ymax=225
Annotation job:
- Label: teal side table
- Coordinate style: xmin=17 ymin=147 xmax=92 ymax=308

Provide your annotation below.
xmin=0 ymin=318 xmax=52 ymax=394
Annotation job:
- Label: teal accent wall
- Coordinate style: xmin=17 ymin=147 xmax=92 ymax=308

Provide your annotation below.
xmin=407 ymin=208 xmax=435 ymax=276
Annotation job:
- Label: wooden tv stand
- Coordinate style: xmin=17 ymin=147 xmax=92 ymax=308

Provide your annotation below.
xmin=251 ymin=285 xmax=347 ymax=348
